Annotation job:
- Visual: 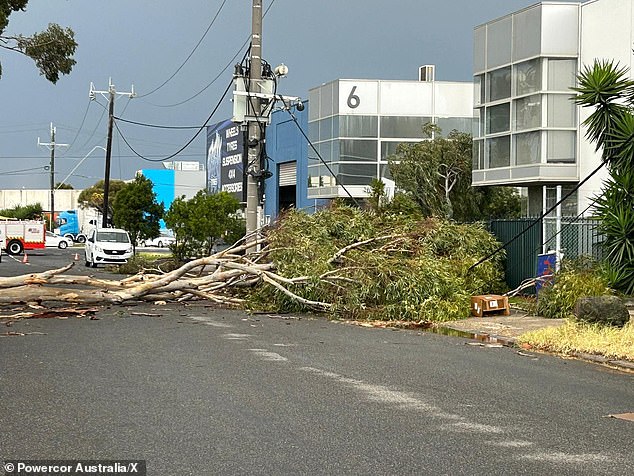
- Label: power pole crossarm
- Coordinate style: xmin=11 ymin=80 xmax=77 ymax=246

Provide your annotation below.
xmin=38 ymin=122 xmax=68 ymax=231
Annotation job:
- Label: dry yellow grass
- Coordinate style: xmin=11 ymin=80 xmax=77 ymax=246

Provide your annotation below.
xmin=518 ymin=321 xmax=634 ymax=361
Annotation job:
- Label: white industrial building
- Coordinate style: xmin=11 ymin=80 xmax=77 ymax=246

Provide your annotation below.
xmin=307 ymin=67 xmax=474 ymax=199
xmin=472 ymin=0 xmax=633 ymax=216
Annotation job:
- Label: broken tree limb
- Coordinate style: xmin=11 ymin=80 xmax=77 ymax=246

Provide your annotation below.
xmin=0 ymin=263 xmax=75 ymax=289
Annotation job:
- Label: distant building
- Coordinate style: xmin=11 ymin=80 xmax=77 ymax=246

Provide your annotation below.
xmin=307 ymin=67 xmax=474 ymax=200
xmin=472 ymin=0 xmax=633 ymax=216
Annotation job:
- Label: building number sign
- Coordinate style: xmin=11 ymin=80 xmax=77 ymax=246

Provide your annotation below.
xmin=347 ymin=86 xmax=360 ymax=109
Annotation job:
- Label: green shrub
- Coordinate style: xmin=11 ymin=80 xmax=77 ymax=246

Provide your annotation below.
xmin=117 ymin=254 xmax=178 ymax=275
xmin=535 ymin=259 xmax=612 ymax=319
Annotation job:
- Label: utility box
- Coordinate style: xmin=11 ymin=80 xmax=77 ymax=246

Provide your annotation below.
xmin=471 ymin=294 xmax=510 ymax=317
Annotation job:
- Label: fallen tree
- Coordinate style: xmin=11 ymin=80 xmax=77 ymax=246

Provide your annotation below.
xmin=0 ymin=204 xmax=507 ymax=322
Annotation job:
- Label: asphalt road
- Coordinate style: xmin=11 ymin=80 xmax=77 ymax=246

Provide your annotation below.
xmin=0 ymin=245 xmax=167 ymax=278
xmin=1 ymin=302 xmax=632 ymax=475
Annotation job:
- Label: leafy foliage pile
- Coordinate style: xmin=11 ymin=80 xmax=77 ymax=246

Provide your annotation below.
xmin=248 ymin=204 xmax=506 ymax=322
xmin=535 ymin=259 xmax=612 ymax=320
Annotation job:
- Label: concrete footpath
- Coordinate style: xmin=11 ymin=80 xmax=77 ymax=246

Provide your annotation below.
xmin=440 ymin=309 xmax=634 ymax=372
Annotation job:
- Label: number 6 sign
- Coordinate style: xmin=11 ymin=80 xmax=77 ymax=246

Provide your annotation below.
xmin=339 ymin=81 xmax=378 ymax=114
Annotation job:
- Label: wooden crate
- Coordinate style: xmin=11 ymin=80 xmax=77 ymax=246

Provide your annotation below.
xmin=471 ymin=294 xmax=510 ymax=317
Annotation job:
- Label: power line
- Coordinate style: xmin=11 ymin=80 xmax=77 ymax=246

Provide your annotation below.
xmin=138 ymin=0 xmax=276 ymax=109
xmin=136 ymin=0 xmax=229 ymax=99
xmin=60 ymin=99 xmax=92 ymax=155
xmin=114 ymin=77 xmax=234 ymax=163
xmin=284 ymin=107 xmax=360 ymax=206
xmin=469 ymin=160 xmax=607 ymax=270
xmin=113 ymin=116 xmax=203 ymax=130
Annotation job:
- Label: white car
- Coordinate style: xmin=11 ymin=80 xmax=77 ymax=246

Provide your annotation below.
xmin=45 ymin=231 xmax=74 ymax=249
xmin=84 ymin=228 xmax=133 ymax=267
xmin=141 ymin=235 xmax=175 ymax=248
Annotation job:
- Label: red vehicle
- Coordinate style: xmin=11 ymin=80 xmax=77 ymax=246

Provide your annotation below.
xmin=0 ymin=220 xmax=46 ymax=255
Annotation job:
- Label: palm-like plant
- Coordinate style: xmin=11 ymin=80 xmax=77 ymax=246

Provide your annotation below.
xmin=575 ymin=60 xmax=634 ymax=294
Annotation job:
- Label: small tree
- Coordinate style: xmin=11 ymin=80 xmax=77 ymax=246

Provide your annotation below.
xmin=78 ymin=179 xmax=127 ymax=225
xmin=112 ymin=175 xmax=163 ymax=253
xmin=164 ymin=190 xmax=244 ymax=262
xmin=575 ymin=60 xmax=634 ymax=294
xmin=388 ymin=124 xmax=521 ymax=221
xmin=0 ymin=203 xmax=42 ymax=220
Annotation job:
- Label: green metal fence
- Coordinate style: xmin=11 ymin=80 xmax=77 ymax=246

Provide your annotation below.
xmin=487 ymin=217 xmax=604 ymax=291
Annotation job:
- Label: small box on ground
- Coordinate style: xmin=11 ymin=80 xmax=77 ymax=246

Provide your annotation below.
xmin=471 ymin=294 xmax=510 ymax=317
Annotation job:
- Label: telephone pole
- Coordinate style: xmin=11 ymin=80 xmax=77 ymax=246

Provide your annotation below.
xmin=38 ymin=123 xmax=68 ymax=230
xmin=245 ymin=0 xmax=263 ymax=242
xmin=89 ymin=79 xmax=135 ymax=227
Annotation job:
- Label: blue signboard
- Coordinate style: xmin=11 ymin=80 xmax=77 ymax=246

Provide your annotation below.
xmin=536 ymin=251 xmax=557 ymax=294
xmin=206 ymin=120 xmax=246 ymax=202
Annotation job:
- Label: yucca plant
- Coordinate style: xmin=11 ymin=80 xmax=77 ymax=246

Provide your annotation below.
xmin=575 ymin=60 xmax=634 ymax=295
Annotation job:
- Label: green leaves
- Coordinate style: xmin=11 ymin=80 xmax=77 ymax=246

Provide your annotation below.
xmin=16 ymin=23 xmax=77 ymax=83
xmin=164 ymin=190 xmax=244 ymax=261
xmin=575 ymin=59 xmax=634 ymax=295
xmin=112 ymin=175 xmax=164 ymax=249
xmin=1 ymin=1 xmax=77 ymax=83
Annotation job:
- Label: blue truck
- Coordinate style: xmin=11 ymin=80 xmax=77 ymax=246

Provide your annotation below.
xmin=55 ymin=209 xmax=97 ymax=243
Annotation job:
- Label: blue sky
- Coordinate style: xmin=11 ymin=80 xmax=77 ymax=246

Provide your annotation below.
xmin=0 ymin=0 xmax=576 ymax=190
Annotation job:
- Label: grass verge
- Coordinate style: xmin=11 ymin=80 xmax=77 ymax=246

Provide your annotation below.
xmin=517 ymin=320 xmax=634 ymax=361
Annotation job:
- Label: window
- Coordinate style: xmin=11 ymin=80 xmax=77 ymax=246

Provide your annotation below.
xmin=487 ymin=135 xmax=511 ymax=168
xmin=436 ymin=117 xmax=473 ymax=135
xmin=381 ymin=141 xmax=404 ymax=160
xmin=548 ymin=59 xmax=577 ymax=91
xmin=338 ymin=115 xmax=377 ymax=138
xmin=547 ymin=131 xmax=576 ymax=163
xmin=473 ymin=139 xmax=484 ymax=170
xmin=547 ymin=95 xmax=576 ymax=128
xmin=340 ymin=140 xmax=377 ymax=162
xmin=337 ymin=163 xmax=377 ymax=186
xmin=487 ymin=67 xmax=511 ymax=102
xmin=380 ymin=116 xmax=431 ymax=138
xmin=514 ymin=95 xmax=541 ymax=131
xmin=514 ymin=131 xmax=541 ymax=165
xmin=474 ymin=75 xmax=484 ymax=105
xmin=486 ymin=103 xmax=510 ymax=134
xmin=514 ymin=59 xmax=541 ymax=96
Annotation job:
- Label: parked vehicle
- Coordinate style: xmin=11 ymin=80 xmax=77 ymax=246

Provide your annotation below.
xmin=0 ymin=220 xmax=46 ymax=255
xmin=45 ymin=231 xmax=74 ymax=249
xmin=84 ymin=228 xmax=133 ymax=267
xmin=55 ymin=209 xmax=99 ymax=243
xmin=141 ymin=235 xmax=175 ymax=248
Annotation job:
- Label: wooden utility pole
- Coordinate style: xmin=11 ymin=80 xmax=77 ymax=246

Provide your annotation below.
xmin=38 ymin=123 xmax=68 ymax=229
xmin=245 ymin=0 xmax=263 ymax=243
xmin=89 ymin=80 xmax=135 ymax=227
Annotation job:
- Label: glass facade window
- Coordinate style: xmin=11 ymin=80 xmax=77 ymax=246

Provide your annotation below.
xmin=379 ymin=163 xmax=393 ymax=181
xmin=514 ymin=131 xmax=541 ymax=165
xmin=339 ymin=115 xmax=377 ymax=138
xmin=337 ymin=163 xmax=377 ymax=186
xmin=547 ymin=95 xmax=576 ymax=128
xmin=380 ymin=116 xmax=431 ymax=138
xmin=436 ymin=117 xmax=473 ymax=135
xmin=514 ymin=59 xmax=541 ymax=96
xmin=514 ymin=94 xmax=541 ymax=131
xmin=474 ymin=108 xmax=483 ymax=137
xmin=486 ymin=103 xmax=510 ymax=134
xmin=546 ymin=185 xmax=578 ymax=216
xmin=474 ymin=75 xmax=484 ymax=105
xmin=340 ymin=139 xmax=377 ymax=162
xmin=320 ymin=116 xmax=334 ymax=140
xmin=308 ymin=121 xmax=318 ymax=142
xmin=487 ymin=67 xmax=511 ymax=102
xmin=381 ymin=141 xmax=404 ymax=160
xmin=547 ymin=131 xmax=576 ymax=163
xmin=548 ymin=59 xmax=577 ymax=91
xmin=487 ymin=135 xmax=511 ymax=168
xmin=473 ymin=139 xmax=484 ymax=170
